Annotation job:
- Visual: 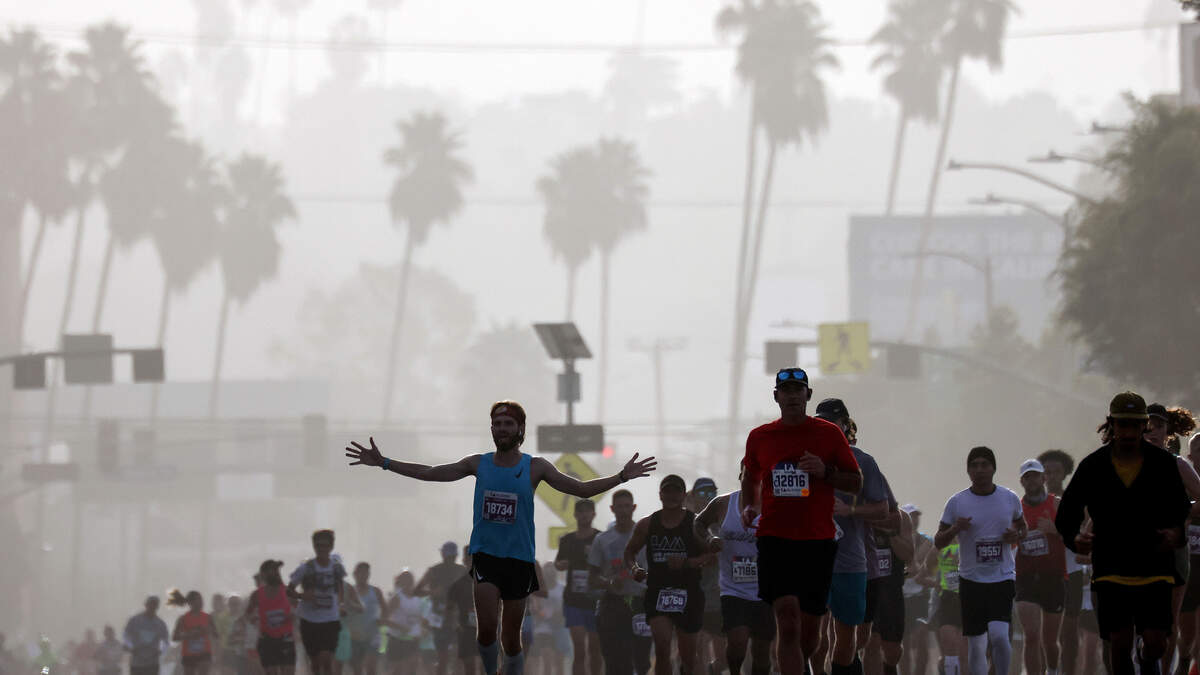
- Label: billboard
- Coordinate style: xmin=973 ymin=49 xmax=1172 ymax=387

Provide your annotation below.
xmin=847 ymin=213 xmax=1063 ymax=346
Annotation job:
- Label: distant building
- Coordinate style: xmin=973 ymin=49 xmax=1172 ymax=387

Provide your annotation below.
xmin=847 ymin=212 xmax=1063 ymax=346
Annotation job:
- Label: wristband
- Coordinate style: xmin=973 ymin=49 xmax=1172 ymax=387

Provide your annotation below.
xmin=381 ymin=458 xmax=390 ymax=471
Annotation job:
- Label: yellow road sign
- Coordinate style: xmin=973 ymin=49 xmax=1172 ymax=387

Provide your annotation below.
xmin=818 ymin=322 xmax=871 ymax=375
xmin=536 ymin=452 xmax=604 ymax=525
xmin=547 ymin=525 xmax=572 ymax=549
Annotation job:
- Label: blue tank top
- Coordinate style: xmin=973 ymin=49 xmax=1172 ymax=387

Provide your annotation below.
xmin=469 ymin=452 xmax=536 ymax=562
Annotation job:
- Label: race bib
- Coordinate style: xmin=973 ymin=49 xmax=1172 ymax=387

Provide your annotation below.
xmin=266 ymin=609 xmax=286 ymax=627
xmin=731 ymin=557 xmax=758 ymax=584
xmin=632 ymin=613 xmax=651 ymax=637
xmin=875 ymin=548 xmax=893 ymax=576
xmin=1189 ymin=525 xmax=1200 ymax=555
xmin=944 ymin=571 xmax=960 ymax=592
xmin=771 ymin=462 xmax=810 ymax=498
xmin=482 ymin=490 xmax=518 ymax=524
xmin=975 ymin=540 xmax=1003 ymax=564
xmin=570 ymin=570 xmax=590 ymax=594
xmin=655 ymin=588 xmax=688 ymax=613
xmin=1019 ymin=533 xmax=1049 ymax=557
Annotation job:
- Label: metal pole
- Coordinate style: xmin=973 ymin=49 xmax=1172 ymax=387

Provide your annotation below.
xmin=565 ymin=360 xmax=575 ymax=426
xmin=652 ymin=342 xmax=665 ymax=456
xmin=947 ymin=160 xmax=1098 ymax=204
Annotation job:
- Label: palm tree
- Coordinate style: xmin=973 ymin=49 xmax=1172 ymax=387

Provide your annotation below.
xmin=208 ymin=155 xmax=296 ymax=418
xmin=870 ymin=0 xmax=948 ymax=215
xmin=591 ymin=138 xmax=650 ymax=422
xmin=0 ymin=29 xmax=75 ymax=344
xmin=537 ymin=147 xmax=599 ymax=320
xmin=69 ymin=23 xmax=173 ymax=419
xmin=716 ymin=0 xmax=839 ymax=443
xmin=147 ymin=135 xmax=224 ymax=420
xmin=380 ymin=111 xmax=473 ymax=422
xmin=902 ymin=0 xmax=1015 ymax=339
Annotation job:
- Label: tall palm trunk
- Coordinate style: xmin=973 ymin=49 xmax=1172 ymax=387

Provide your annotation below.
xmin=727 ymin=107 xmax=759 ymax=448
xmin=1 ymin=201 xmax=24 ymax=417
xmin=17 ymin=213 xmax=48 ymax=339
xmin=884 ymin=110 xmax=909 ymax=215
xmin=207 ymin=290 xmax=231 ymax=419
xmin=565 ymin=263 xmax=577 ymax=321
xmin=254 ymin=16 xmax=272 ymax=124
xmin=903 ymin=58 xmax=961 ymax=341
xmin=148 ymin=282 xmax=171 ymax=423
xmin=79 ymin=231 xmax=116 ymax=419
xmin=42 ymin=208 xmax=87 ymax=447
xmin=738 ymin=142 xmax=779 ymax=335
xmin=381 ymin=230 xmax=415 ymax=423
xmin=597 ymin=247 xmax=612 ymax=423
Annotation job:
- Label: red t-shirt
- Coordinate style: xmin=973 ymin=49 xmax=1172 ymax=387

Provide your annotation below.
xmin=742 ymin=417 xmax=860 ymax=541
xmin=1016 ymin=495 xmax=1067 ymax=577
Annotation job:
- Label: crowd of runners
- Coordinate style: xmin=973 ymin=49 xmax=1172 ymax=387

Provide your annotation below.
xmin=7 ymin=370 xmax=1200 ymax=675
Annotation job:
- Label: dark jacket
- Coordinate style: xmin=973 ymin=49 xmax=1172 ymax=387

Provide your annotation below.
xmin=1056 ymin=440 xmax=1191 ymax=581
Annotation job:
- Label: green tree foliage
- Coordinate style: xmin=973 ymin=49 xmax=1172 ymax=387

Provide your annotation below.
xmin=1058 ymin=97 xmax=1200 ymax=400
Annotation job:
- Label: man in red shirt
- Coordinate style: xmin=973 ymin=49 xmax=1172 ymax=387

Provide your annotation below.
xmin=740 ymin=367 xmax=863 ymax=675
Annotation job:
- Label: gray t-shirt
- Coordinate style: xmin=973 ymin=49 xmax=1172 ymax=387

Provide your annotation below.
xmin=588 ymin=523 xmax=648 ymax=598
xmin=939 ymin=485 xmax=1023 ymax=583
xmin=833 ymin=446 xmax=889 ymax=574
xmin=123 ymin=613 xmax=169 ymax=667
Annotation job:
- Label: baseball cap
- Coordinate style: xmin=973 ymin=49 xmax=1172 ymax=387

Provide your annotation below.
xmin=692 ymin=477 xmax=717 ymax=493
xmin=899 ymin=503 xmax=920 ymax=514
xmin=775 ymin=368 xmax=810 ymax=388
xmin=1109 ymin=391 xmax=1149 ymax=420
xmin=258 ymin=559 xmax=284 ymax=575
xmin=1019 ymin=459 xmax=1045 ymax=476
xmin=1148 ymin=403 xmax=1169 ymax=420
xmin=440 ymin=541 xmax=459 ymax=556
xmin=814 ymin=398 xmax=850 ymax=422
xmin=660 ymin=474 xmax=686 ymax=491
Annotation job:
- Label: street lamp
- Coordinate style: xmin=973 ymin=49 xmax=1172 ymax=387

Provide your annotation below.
xmin=967 ymin=192 xmax=1071 ymax=239
xmin=946 ymin=159 xmax=1098 ymax=205
xmin=1027 ymin=149 xmax=1105 ymax=169
xmin=628 ymin=337 xmax=687 ymax=455
xmin=1089 ymin=121 xmax=1129 ymax=135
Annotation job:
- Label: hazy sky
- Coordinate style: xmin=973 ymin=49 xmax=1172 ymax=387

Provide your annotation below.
xmin=3 ymin=0 xmax=1186 ymax=122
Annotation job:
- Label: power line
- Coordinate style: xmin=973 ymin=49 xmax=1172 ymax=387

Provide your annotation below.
xmin=23 ymin=19 xmax=1186 ymax=55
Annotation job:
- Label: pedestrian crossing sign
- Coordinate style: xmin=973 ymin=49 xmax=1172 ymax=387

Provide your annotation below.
xmin=818 ymin=322 xmax=871 ymax=375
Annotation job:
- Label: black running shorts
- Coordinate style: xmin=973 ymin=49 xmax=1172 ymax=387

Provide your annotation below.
xmin=257 ymin=635 xmax=296 ymax=669
xmin=299 ymin=619 xmax=341 ymax=657
xmin=644 ymin=586 xmax=705 ymax=634
xmin=470 ymin=552 xmax=540 ymax=601
xmin=756 ymin=536 xmax=836 ymax=615
xmin=932 ymin=590 xmax=962 ymax=628
xmin=871 ymin=576 xmax=906 ymax=643
xmin=720 ymin=596 xmax=776 ymax=641
xmin=1093 ymin=580 xmax=1173 ymax=640
xmin=1064 ymin=570 xmax=1085 ymax=617
xmin=1015 ymin=571 xmax=1066 ymax=614
xmin=959 ymin=578 xmax=1014 ymax=637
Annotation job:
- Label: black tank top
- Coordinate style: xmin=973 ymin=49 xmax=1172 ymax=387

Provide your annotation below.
xmin=646 ymin=510 xmax=703 ymax=589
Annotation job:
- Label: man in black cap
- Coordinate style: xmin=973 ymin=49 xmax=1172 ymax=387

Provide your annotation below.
xmin=1056 ymin=391 xmax=1191 ymax=675
xmin=687 ymin=477 xmax=726 ymax=675
xmin=815 ymin=398 xmax=891 ymax=675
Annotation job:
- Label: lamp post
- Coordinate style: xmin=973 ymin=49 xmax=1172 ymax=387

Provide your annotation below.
xmin=629 ymin=337 xmax=686 ymax=455
xmin=946 ymin=159 xmax=1098 ymax=205
xmin=1027 ymin=149 xmax=1105 ymax=169
xmin=967 ymin=193 xmax=1072 ymax=240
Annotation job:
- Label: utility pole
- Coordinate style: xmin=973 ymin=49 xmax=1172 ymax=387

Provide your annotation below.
xmin=628 ymin=338 xmax=686 ymax=456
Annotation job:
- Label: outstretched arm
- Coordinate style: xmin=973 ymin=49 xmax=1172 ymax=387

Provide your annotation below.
xmin=536 ymin=453 xmax=657 ymax=498
xmin=346 ymin=437 xmax=479 ymax=482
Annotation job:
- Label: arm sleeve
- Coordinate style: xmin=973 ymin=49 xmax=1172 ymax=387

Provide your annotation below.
xmin=742 ymin=431 xmax=761 ymax=481
xmin=1055 ymin=460 xmax=1087 ymax=552
xmin=859 ymin=456 xmax=887 ymax=504
xmin=832 ymin=430 xmax=859 ymax=473
xmin=288 ymin=563 xmax=305 ymax=586
xmin=1010 ymin=491 xmax=1024 ymax=521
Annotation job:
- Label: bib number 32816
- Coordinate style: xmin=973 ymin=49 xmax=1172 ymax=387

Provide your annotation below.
xmin=655 ymin=588 xmax=688 ymax=613
xmin=772 ymin=462 xmax=810 ymax=498
xmin=482 ymin=490 xmax=518 ymax=524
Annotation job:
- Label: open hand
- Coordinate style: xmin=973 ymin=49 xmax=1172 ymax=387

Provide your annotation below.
xmin=621 ymin=453 xmax=658 ymax=481
xmin=346 ymin=437 xmax=384 ymax=468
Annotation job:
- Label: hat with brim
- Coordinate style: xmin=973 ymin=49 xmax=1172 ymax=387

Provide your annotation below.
xmin=1109 ymin=391 xmax=1149 ymax=420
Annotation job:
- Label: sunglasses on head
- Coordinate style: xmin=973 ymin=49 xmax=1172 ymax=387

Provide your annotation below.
xmin=776 ymin=368 xmax=808 ymax=383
